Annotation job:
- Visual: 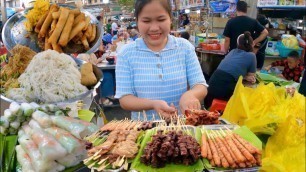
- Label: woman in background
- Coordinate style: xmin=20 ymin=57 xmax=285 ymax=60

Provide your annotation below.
xmin=205 ymin=31 xmax=256 ymax=108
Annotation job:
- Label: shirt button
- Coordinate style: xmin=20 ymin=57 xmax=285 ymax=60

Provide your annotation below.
xmin=157 ymin=64 xmax=161 ymax=68
xmin=159 ymin=74 xmax=163 ymax=79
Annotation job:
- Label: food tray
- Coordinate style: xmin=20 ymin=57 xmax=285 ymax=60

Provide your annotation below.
xmin=2 ymin=5 xmax=103 ymax=54
xmin=201 ymin=126 xmax=262 ymax=172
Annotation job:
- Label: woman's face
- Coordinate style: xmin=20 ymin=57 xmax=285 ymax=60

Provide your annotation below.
xmin=137 ymin=0 xmax=171 ymax=51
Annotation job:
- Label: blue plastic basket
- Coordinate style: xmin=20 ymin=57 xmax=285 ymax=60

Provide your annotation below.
xmin=276 ymin=42 xmax=303 ymax=57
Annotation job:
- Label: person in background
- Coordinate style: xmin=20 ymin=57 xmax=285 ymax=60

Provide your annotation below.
xmin=111 ymin=19 xmax=119 ymax=36
xmin=205 ymin=31 xmax=257 ymax=108
xmin=102 ymin=32 xmax=112 ymax=46
xmin=180 ymin=14 xmax=190 ymax=27
xmin=223 ymin=1 xmax=268 ymax=53
xmin=106 ymin=19 xmax=112 ymax=34
xmin=265 ymin=51 xmax=304 ymax=83
xmin=127 ymin=25 xmax=133 ymax=36
xmin=130 ymin=29 xmax=139 ymax=41
xmin=290 ymin=28 xmax=306 ymax=65
xmin=115 ymin=0 xmax=208 ymax=120
xmin=299 ymin=70 xmax=305 ymax=96
xmin=179 ymin=31 xmax=190 ymax=40
xmin=254 ymin=14 xmax=269 ymax=70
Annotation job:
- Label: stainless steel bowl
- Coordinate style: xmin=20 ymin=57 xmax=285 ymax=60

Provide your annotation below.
xmin=0 ymin=57 xmax=103 ymax=115
xmin=1 ymin=6 xmax=103 ymax=54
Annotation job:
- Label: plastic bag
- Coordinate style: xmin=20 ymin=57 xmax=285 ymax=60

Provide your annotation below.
xmin=222 ymin=77 xmax=288 ymax=135
xmin=281 ymin=35 xmax=299 ymax=49
xmin=260 ymin=93 xmax=305 ymax=172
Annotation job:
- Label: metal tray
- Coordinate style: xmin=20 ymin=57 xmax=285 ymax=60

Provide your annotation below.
xmin=2 ymin=5 xmax=103 ymax=54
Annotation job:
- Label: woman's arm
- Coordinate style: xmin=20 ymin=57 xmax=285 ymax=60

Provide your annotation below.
xmin=179 ymin=85 xmax=207 ymax=113
xmin=119 ymin=95 xmax=176 ymax=117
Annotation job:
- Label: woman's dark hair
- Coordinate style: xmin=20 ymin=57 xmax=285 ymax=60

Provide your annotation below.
xmin=180 ymin=32 xmax=190 ymax=40
xmin=288 ymin=50 xmax=300 ymax=59
xmin=257 ymin=14 xmax=269 ymax=26
xmin=134 ymin=0 xmax=172 ymax=20
xmin=236 ymin=1 xmax=248 ymax=13
xmin=237 ymin=31 xmax=253 ymax=52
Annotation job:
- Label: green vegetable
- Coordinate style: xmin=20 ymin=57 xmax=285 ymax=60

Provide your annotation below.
xmin=21 ymin=103 xmax=34 ymax=117
xmin=4 ymin=109 xmax=16 ymax=122
xmin=0 ymin=116 xmax=9 ymax=128
xmin=16 ymin=115 xmax=26 ymax=123
xmin=8 ymin=128 xmax=17 ymax=135
xmin=0 ymin=126 xmax=8 ymax=135
xmin=9 ymin=121 xmax=20 ymax=130
xmin=9 ymin=102 xmax=23 ymax=116
xmin=0 ymin=135 xmax=18 ymax=172
xmin=55 ymin=110 xmax=65 ymax=116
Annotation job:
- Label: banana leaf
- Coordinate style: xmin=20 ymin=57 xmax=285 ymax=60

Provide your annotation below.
xmin=256 ymin=73 xmax=294 ymax=86
xmin=202 ymin=126 xmax=262 ymax=171
xmin=130 ymin=128 xmax=204 ymax=172
xmin=0 ymin=134 xmax=18 ymax=172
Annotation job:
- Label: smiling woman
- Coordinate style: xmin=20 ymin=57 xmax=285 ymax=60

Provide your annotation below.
xmin=115 ymin=0 xmax=208 ymax=121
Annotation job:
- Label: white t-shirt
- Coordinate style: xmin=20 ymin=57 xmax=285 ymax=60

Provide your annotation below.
xmin=111 ymin=22 xmax=118 ymax=31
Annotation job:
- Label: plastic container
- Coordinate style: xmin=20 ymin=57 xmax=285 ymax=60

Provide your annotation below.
xmin=276 ymin=42 xmax=303 ymax=57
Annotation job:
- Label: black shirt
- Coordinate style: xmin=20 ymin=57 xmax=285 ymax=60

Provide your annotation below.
xmin=223 ymin=16 xmax=265 ymax=51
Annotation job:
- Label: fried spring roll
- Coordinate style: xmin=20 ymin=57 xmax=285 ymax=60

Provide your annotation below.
xmin=69 ymin=20 xmax=86 ymax=41
xmin=58 ymin=13 xmax=75 ymax=46
xmin=81 ymin=35 xmax=90 ymax=50
xmin=48 ymin=7 xmax=70 ymax=44
xmin=52 ymin=11 xmax=60 ymax=19
xmin=73 ymin=13 xmax=85 ymax=27
xmin=39 ymin=5 xmax=59 ymax=38
xmin=71 ymin=9 xmax=81 ymax=15
xmin=83 ymin=16 xmax=91 ymax=31
xmin=84 ymin=24 xmax=92 ymax=39
xmin=49 ymin=19 xmax=58 ymax=36
xmin=52 ymin=42 xmax=63 ymax=53
xmin=45 ymin=35 xmax=52 ymax=50
xmin=35 ymin=11 xmax=49 ymax=33
xmin=89 ymin=24 xmax=96 ymax=42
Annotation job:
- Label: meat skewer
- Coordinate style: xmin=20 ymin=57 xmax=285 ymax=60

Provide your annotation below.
xmin=216 ymin=131 xmax=238 ymax=169
xmin=212 ymin=131 xmax=234 ymax=167
xmin=210 ymin=132 xmax=229 ymax=168
xmin=206 ymin=131 xmax=221 ymax=166
xmin=201 ymin=129 xmax=208 ymax=158
xmin=230 ymin=134 xmax=256 ymax=164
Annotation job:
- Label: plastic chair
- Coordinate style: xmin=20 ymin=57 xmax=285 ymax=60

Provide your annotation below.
xmin=210 ymin=99 xmax=228 ymax=112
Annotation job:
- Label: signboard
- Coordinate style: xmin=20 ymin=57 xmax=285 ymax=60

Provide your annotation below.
xmin=178 ymin=0 xmax=205 ymax=10
xmin=257 ymin=0 xmax=278 ymax=6
xmin=209 ymin=0 xmax=238 ymax=13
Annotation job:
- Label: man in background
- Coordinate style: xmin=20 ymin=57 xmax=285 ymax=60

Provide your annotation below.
xmin=111 ymin=18 xmax=119 ymax=36
xmin=223 ymin=1 xmax=268 ymax=53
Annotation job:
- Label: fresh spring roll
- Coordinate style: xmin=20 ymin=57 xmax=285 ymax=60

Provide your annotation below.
xmin=51 ymin=116 xmax=89 ymax=139
xmin=16 ymin=145 xmax=35 ymax=172
xmin=18 ymin=136 xmax=59 ymax=172
xmin=9 ymin=101 xmax=23 ymax=116
xmin=29 ymin=119 xmax=42 ymax=130
xmin=31 ymin=129 xmax=68 ymax=161
xmin=21 ymin=103 xmax=34 ymax=117
xmin=77 ymin=120 xmax=99 ymax=134
xmin=32 ymin=110 xmax=52 ymax=128
xmin=56 ymin=154 xmax=80 ymax=168
xmin=45 ymin=127 xmax=85 ymax=154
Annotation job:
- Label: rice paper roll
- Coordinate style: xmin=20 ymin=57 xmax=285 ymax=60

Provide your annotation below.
xmin=77 ymin=120 xmax=99 ymax=134
xmin=16 ymin=145 xmax=35 ymax=172
xmin=32 ymin=110 xmax=52 ymax=128
xmin=56 ymin=154 xmax=80 ymax=168
xmin=45 ymin=127 xmax=85 ymax=154
xmin=31 ymin=129 xmax=68 ymax=161
xmin=50 ymin=116 xmax=90 ymax=139
xmin=18 ymin=136 xmax=59 ymax=172
xmin=29 ymin=119 xmax=42 ymax=130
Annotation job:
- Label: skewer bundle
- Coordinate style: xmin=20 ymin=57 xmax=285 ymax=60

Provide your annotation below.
xmin=201 ymin=127 xmax=261 ymax=169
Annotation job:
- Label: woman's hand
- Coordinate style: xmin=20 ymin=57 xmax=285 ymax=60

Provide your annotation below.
xmin=244 ymin=75 xmax=256 ymax=84
xmin=152 ymin=100 xmax=176 ymax=119
xmin=264 ymin=65 xmax=272 ymax=71
xmin=179 ymin=92 xmax=201 ymax=115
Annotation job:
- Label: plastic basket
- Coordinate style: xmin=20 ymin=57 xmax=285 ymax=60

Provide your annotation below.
xmin=276 ymin=42 xmax=303 ymax=57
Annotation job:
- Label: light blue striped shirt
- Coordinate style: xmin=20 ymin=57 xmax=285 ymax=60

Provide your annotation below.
xmin=115 ymin=35 xmax=208 ymax=120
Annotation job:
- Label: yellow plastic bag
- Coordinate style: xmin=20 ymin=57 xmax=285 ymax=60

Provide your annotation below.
xmin=260 ymin=93 xmax=305 ymax=172
xmin=222 ymin=77 xmax=288 ymax=135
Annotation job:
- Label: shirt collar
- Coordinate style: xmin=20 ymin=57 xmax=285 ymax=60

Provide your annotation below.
xmin=135 ymin=35 xmax=178 ymax=52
